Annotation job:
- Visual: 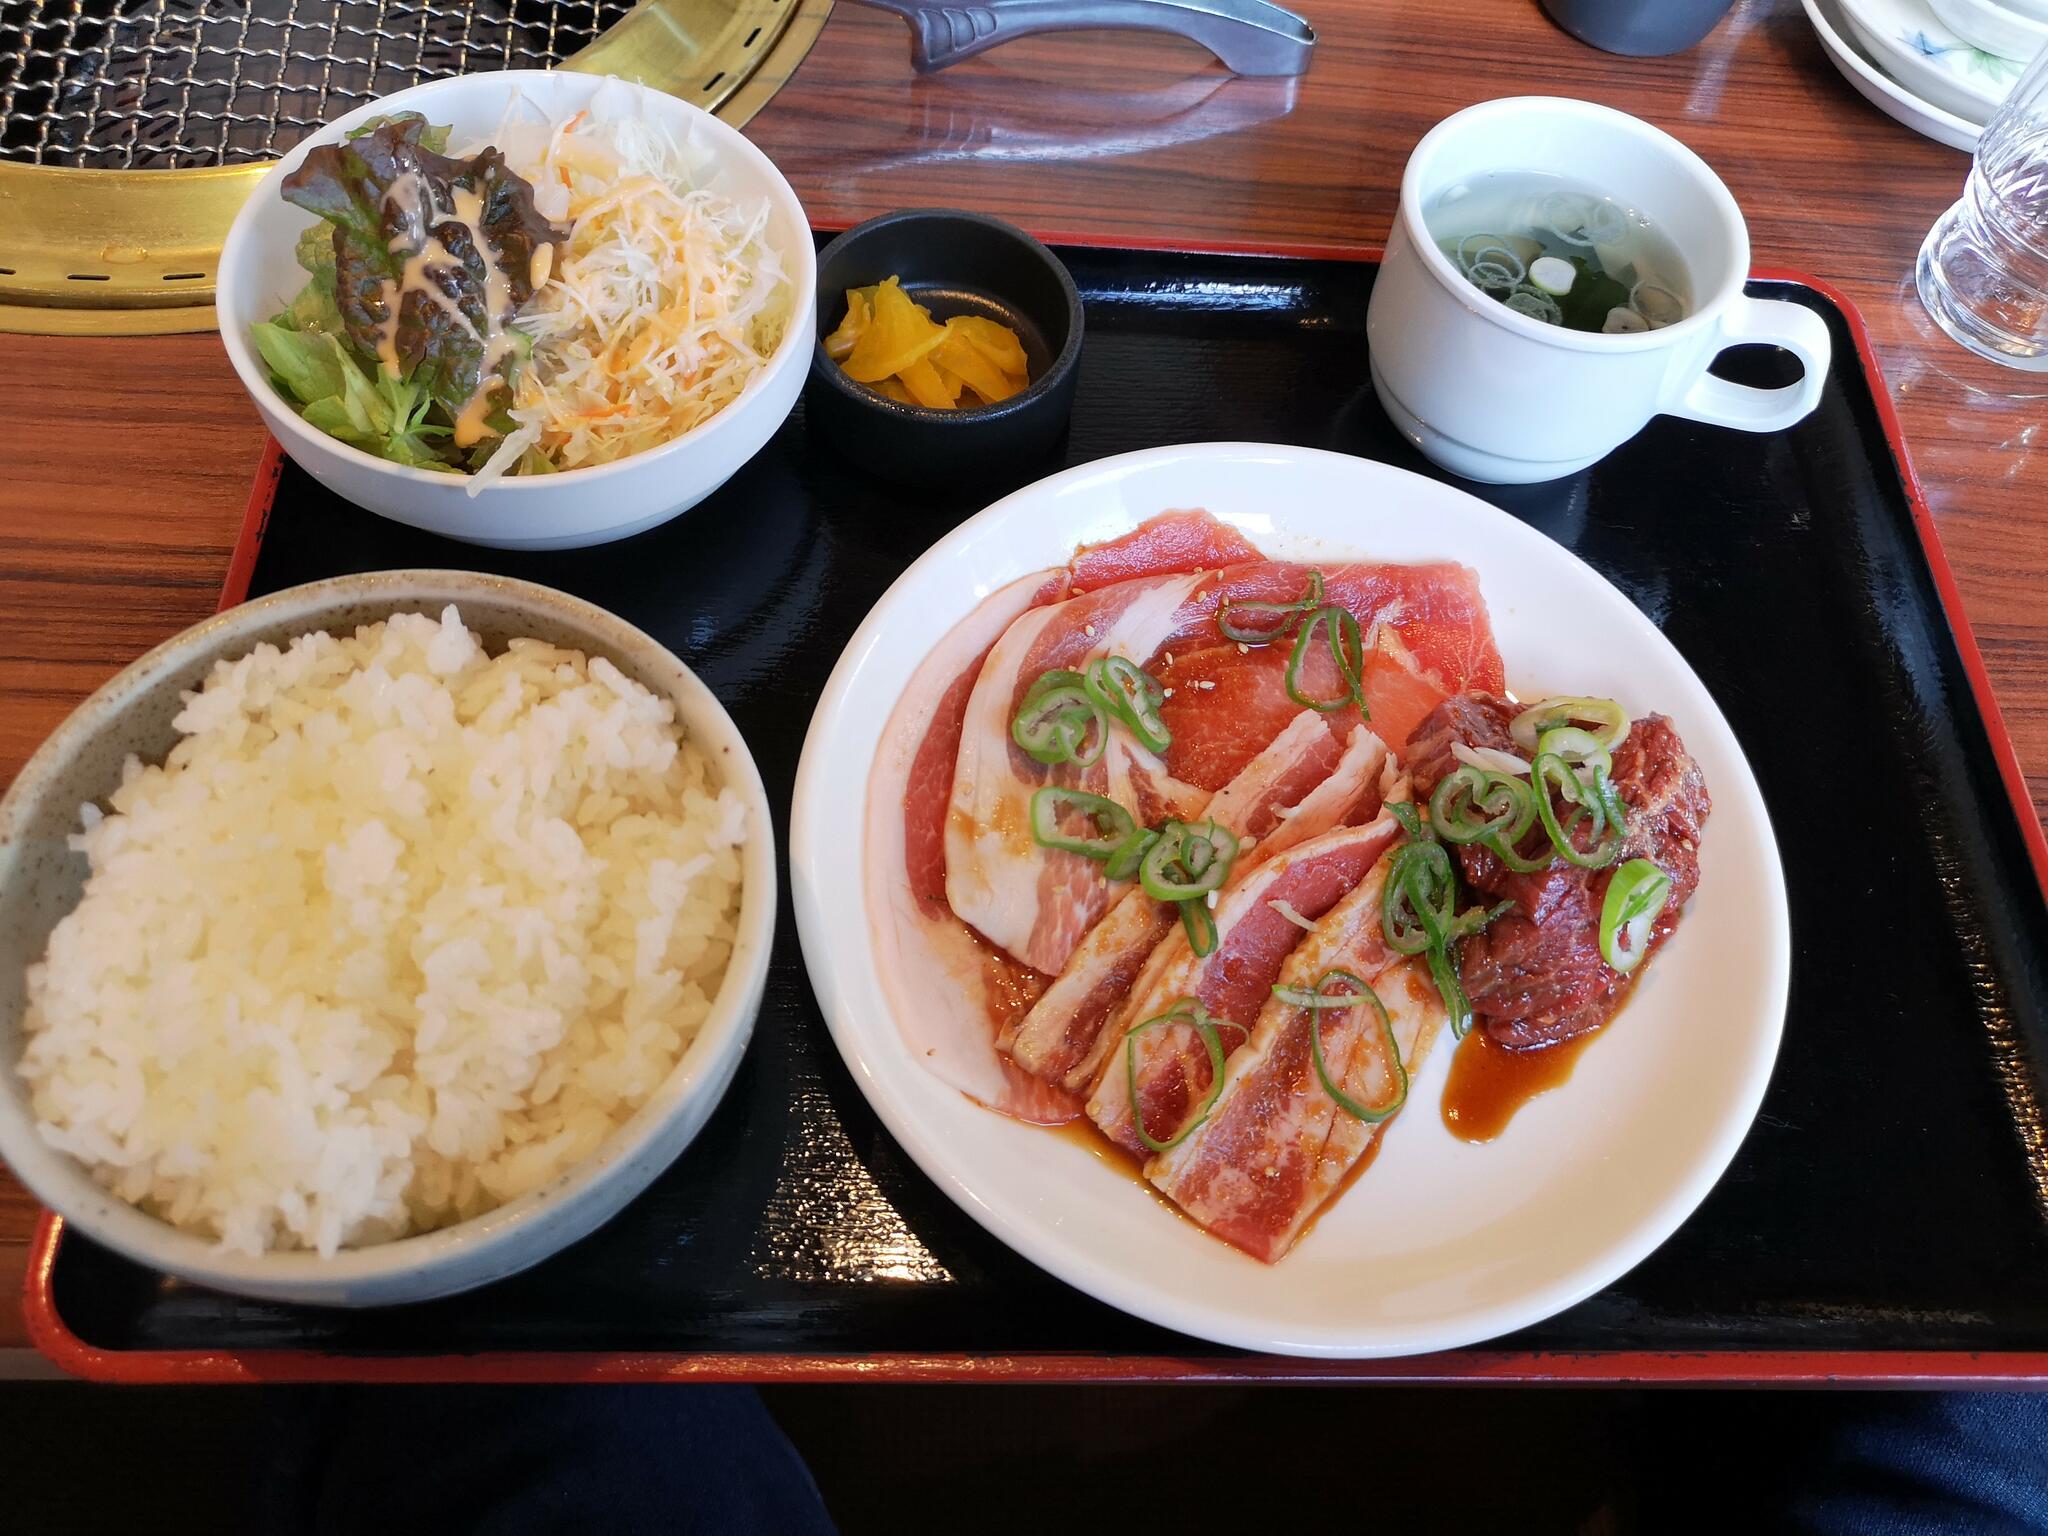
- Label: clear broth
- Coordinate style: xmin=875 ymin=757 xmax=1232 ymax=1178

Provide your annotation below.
xmin=1425 ymin=171 xmax=1693 ymax=335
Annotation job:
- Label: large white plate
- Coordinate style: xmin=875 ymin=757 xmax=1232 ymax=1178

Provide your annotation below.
xmin=791 ymin=443 xmax=1789 ymax=1357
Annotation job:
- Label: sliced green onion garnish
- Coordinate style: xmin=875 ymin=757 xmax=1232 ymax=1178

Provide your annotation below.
xmin=1125 ymin=999 xmax=1229 ymax=1153
xmin=1381 ymin=808 xmax=1506 ymax=1040
xmin=1486 ymin=835 xmax=1554 ymax=874
xmin=1272 ymin=968 xmax=1409 ymax=1123
xmin=1444 ymin=896 xmax=1516 ymax=942
xmin=1534 ymin=725 xmax=1612 ymax=776
xmin=1029 ymin=786 xmax=1136 ymax=859
xmin=1587 ymin=762 xmax=1630 ymax=841
xmin=1179 ymin=897 xmax=1218 ymax=957
xmin=1083 ymin=655 xmax=1172 ymax=756
xmin=1510 ymin=696 xmax=1629 ymax=755
xmin=1599 ymin=858 xmax=1671 ymax=974
xmin=1430 ymin=765 xmax=1536 ymax=848
xmin=1103 ymin=827 xmax=1160 ymax=883
xmin=1219 ymin=570 xmax=1324 ymax=645
xmin=1531 ymin=752 xmax=1623 ymax=870
xmin=1011 ymin=669 xmax=1106 ymax=767
xmin=1139 ymin=819 xmax=1240 ymax=903
xmin=1384 ymin=839 xmax=1457 ymax=956
xmin=1285 ymin=605 xmax=1366 ymax=714
xmin=1429 ymin=944 xmax=1475 ymax=1040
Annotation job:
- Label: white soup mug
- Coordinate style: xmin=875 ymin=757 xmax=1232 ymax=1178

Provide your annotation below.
xmin=1367 ymin=96 xmax=1831 ymax=484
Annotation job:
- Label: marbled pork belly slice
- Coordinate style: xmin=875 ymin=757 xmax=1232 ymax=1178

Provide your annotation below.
xmin=1146 ymin=858 xmax=1444 ymax=1264
xmin=1084 ymin=805 xmax=1408 ymax=1155
xmin=946 ymin=571 xmax=1213 ymax=974
xmin=1001 ymin=716 xmax=1390 ymax=1092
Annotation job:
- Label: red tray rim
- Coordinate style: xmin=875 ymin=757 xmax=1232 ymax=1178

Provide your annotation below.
xmin=23 ymin=240 xmax=2048 ymax=1386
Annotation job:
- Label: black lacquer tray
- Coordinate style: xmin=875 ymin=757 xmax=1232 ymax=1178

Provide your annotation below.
xmin=30 ymin=244 xmax=2048 ymax=1384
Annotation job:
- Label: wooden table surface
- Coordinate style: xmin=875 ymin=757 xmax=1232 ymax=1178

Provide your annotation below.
xmin=2 ymin=0 xmax=2043 ymax=1366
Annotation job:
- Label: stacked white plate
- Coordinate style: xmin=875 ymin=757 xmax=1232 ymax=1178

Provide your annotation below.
xmin=1808 ymin=0 xmax=2042 ymax=150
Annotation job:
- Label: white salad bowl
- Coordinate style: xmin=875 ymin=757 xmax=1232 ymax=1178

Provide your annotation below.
xmin=0 ymin=572 xmax=776 ymax=1306
xmin=216 ymin=71 xmax=816 ymax=551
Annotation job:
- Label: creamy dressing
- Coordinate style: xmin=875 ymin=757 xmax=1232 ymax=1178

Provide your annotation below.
xmin=370 ymin=169 xmax=529 ymax=446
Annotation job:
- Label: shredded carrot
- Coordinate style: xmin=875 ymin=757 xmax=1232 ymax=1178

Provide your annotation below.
xmin=472 ymin=101 xmax=791 ymax=484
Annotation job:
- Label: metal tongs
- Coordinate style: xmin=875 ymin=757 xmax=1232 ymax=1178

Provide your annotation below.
xmin=851 ymin=0 xmax=1316 ymax=76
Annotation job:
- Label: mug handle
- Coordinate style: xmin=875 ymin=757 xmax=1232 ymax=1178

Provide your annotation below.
xmin=1663 ymin=296 xmax=1833 ymax=434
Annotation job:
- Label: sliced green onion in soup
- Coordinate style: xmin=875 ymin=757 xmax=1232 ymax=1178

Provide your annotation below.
xmin=1542 ymin=192 xmax=1626 ymax=247
xmin=1599 ymin=858 xmax=1672 ymax=974
xmin=1630 ymin=280 xmax=1686 ymax=328
xmin=1456 ymin=233 xmax=1526 ymax=284
xmin=1505 ymin=288 xmax=1564 ymax=325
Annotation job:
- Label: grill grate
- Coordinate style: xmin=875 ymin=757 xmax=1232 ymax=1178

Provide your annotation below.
xmin=0 ymin=0 xmax=640 ymax=168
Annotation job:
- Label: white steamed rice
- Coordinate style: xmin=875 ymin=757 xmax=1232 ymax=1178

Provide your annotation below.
xmin=18 ymin=605 xmax=745 ymax=1256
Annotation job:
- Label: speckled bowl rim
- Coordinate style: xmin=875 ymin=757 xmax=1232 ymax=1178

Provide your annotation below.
xmin=0 ymin=572 xmax=775 ymax=1305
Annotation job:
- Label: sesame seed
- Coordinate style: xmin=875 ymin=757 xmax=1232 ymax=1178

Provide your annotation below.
xmin=1161 ymin=687 xmax=1175 ymax=699
xmin=1084 ymin=624 xmax=1095 ymax=638
xmin=1198 ymin=680 xmax=1218 ymax=691
xmin=1237 ymin=642 xmax=1248 ymax=654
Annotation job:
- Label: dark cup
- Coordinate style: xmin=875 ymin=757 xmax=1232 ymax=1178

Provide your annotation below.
xmin=806 ymin=209 xmax=1084 ymax=487
xmin=1539 ymin=0 xmax=1738 ymax=55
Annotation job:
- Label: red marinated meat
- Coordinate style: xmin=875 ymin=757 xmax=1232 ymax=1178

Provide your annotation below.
xmin=1405 ymin=693 xmax=1711 ymax=1050
xmin=1065 ymin=508 xmax=1263 ymax=592
xmin=1151 ymin=560 xmax=1504 ymax=793
xmin=1084 ymin=812 xmax=1406 ymax=1154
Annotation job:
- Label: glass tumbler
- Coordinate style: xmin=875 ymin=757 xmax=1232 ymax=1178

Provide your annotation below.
xmin=1917 ymin=44 xmax=2048 ymax=371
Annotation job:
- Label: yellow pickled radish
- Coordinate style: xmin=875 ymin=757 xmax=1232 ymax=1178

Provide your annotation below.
xmin=831 ymin=276 xmax=1032 ymax=408
xmin=948 ymin=314 xmax=1030 ymax=378
xmin=933 ymin=326 xmax=1022 ymax=405
xmin=842 ymin=278 xmax=948 ymax=382
xmin=898 ymin=356 xmax=961 ymax=409
xmin=824 ymin=289 xmax=871 ymax=362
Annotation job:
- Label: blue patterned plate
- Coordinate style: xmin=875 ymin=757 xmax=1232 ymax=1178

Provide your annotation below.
xmin=1839 ymin=0 xmax=2026 ymax=120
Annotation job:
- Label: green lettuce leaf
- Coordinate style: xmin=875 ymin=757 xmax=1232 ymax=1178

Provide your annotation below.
xmin=252 ymin=320 xmax=347 ymax=404
xmin=280 ymin=115 xmax=566 ymax=425
xmin=347 ymin=112 xmax=450 ymax=155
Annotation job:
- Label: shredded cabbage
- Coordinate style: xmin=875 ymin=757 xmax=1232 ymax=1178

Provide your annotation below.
xmin=465 ymin=85 xmax=791 ymax=490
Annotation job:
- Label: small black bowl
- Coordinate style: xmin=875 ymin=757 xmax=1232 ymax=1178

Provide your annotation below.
xmin=806 ymin=209 xmax=1083 ymax=485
